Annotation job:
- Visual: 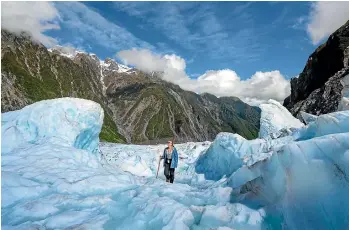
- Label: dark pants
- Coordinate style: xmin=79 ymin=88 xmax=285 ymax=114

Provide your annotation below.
xmin=164 ymin=160 xmax=175 ymax=183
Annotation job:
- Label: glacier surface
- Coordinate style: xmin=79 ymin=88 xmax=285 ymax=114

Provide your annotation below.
xmin=258 ymin=99 xmax=304 ymax=139
xmin=1 ymin=98 xmax=103 ymax=154
xmin=2 ymin=98 xmax=349 ymax=230
xmin=195 ymin=105 xmax=349 ymax=229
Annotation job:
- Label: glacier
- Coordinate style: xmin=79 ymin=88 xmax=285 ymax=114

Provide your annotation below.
xmin=2 ymin=98 xmax=349 ymax=230
xmin=258 ymin=99 xmax=304 ymax=139
xmin=195 ymin=101 xmax=349 ymax=229
xmin=1 ymin=98 xmax=103 ymax=154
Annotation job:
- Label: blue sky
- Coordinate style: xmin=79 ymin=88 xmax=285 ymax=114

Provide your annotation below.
xmin=46 ymin=1 xmax=317 ymax=80
xmin=3 ymin=1 xmax=348 ymax=104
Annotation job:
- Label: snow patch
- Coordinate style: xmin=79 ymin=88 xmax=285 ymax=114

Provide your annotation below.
xmin=48 ymin=45 xmax=85 ymax=59
xmin=49 ymin=45 xmax=132 ymax=74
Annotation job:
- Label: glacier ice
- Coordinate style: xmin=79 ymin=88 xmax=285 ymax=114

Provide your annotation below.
xmin=195 ymin=132 xmax=295 ymax=181
xmin=194 ymin=102 xmax=349 ymax=229
xmin=195 ymin=133 xmax=248 ymax=180
xmin=1 ymin=98 xmax=103 ymax=154
xmin=300 ymin=111 xmax=318 ymax=124
xmin=259 ymin=99 xmax=304 ymax=139
xmin=295 ymin=110 xmax=349 ymax=141
xmin=3 ymin=99 xmax=238 ymax=229
xmin=100 ymin=141 xmax=212 ymax=186
xmin=2 ymin=97 xmax=349 ymax=230
xmin=228 ymin=132 xmax=349 ymax=230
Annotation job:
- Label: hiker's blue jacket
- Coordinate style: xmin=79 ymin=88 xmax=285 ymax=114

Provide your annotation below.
xmin=162 ymin=147 xmax=178 ymax=168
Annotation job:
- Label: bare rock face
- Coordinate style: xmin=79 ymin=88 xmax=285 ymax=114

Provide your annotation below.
xmin=344 ymin=46 xmax=349 ymax=68
xmin=289 ymin=68 xmax=349 ymax=118
xmin=284 ymin=20 xmax=349 ymax=118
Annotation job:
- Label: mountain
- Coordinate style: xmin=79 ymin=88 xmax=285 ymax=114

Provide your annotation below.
xmin=106 ymin=76 xmax=261 ymax=143
xmin=283 ymin=20 xmax=349 ymax=118
xmin=1 ymin=30 xmax=261 ymax=143
xmin=1 ymin=30 xmax=126 ymax=143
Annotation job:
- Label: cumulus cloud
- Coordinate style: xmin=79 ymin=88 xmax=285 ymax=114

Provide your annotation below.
xmin=117 ymin=49 xmax=290 ymax=105
xmin=117 ymin=49 xmax=189 ymax=81
xmin=1 ymin=1 xmax=60 ymax=46
xmin=307 ymin=2 xmax=349 ymax=45
xmin=196 ymin=70 xmax=290 ymax=105
xmin=118 ymin=49 xmax=168 ymax=72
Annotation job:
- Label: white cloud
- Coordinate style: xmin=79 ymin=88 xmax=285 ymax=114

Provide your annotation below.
xmin=307 ymin=2 xmax=349 ymax=45
xmin=1 ymin=1 xmax=60 ymax=46
xmin=164 ymin=54 xmax=186 ymax=71
xmin=117 ymin=49 xmax=290 ymax=105
xmin=117 ymin=49 xmax=167 ymax=72
xmin=196 ymin=70 xmax=290 ymax=104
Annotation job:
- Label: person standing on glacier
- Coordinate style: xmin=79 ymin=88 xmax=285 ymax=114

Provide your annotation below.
xmin=160 ymin=140 xmax=178 ymax=183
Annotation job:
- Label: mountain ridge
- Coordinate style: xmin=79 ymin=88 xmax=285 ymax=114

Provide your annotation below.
xmin=1 ymin=29 xmax=261 ymax=143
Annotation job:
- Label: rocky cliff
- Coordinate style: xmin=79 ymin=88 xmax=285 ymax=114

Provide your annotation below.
xmin=284 ymin=20 xmax=349 ymax=118
xmin=1 ymin=30 xmax=261 ymax=143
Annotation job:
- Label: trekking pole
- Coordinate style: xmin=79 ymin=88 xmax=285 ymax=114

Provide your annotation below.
xmin=156 ymin=155 xmax=161 ymax=178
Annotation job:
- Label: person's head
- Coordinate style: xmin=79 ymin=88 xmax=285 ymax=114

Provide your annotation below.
xmin=167 ymin=140 xmax=173 ymax=148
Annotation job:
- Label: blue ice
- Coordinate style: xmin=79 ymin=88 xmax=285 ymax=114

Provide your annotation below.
xmin=2 ymin=98 xmax=349 ymax=230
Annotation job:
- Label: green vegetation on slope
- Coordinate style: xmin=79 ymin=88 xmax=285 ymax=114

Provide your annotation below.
xmin=111 ymin=82 xmax=261 ymax=143
xmin=2 ymin=30 xmax=261 ymax=144
xmin=1 ymin=38 xmax=125 ymax=143
xmin=128 ymin=86 xmax=176 ymax=142
xmin=100 ymin=112 xmax=126 ymax=143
